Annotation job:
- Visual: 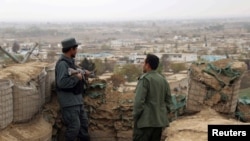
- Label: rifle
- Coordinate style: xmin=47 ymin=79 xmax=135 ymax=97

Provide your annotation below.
xmin=68 ymin=68 xmax=84 ymax=75
xmin=68 ymin=68 xmax=95 ymax=91
xmin=68 ymin=68 xmax=95 ymax=78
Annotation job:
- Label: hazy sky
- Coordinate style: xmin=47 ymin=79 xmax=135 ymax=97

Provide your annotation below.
xmin=0 ymin=0 xmax=250 ymax=22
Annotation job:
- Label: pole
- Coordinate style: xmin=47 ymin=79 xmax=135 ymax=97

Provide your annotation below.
xmin=0 ymin=46 xmax=21 ymax=63
xmin=21 ymin=43 xmax=39 ymax=63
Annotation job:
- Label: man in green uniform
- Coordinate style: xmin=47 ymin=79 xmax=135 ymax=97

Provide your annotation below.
xmin=55 ymin=38 xmax=90 ymax=141
xmin=133 ymin=53 xmax=172 ymax=141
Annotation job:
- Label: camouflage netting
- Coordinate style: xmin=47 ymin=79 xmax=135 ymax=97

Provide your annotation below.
xmin=186 ymin=59 xmax=247 ymax=114
xmin=168 ymin=94 xmax=186 ymax=122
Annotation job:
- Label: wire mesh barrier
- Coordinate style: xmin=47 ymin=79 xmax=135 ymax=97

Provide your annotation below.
xmin=45 ymin=63 xmax=55 ymax=103
xmin=186 ymin=59 xmax=247 ymax=114
xmin=37 ymin=68 xmax=47 ymax=107
xmin=12 ymin=81 xmax=41 ymax=123
xmin=163 ymin=59 xmax=250 ymax=141
xmin=235 ymin=70 xmax=250 ymax=122
xmin=186 ymin=78 xmax=242 ymax=114
xmin=235 ymin=96 xmax=250 ymax=122
xmin=1 ymin=58 xmax=250 ymax=141
xmin=10 ymin=65 xmax=48 ymax=123
xmin=0 ymin=80 xmax=13 ymax=129
xmin=0 ymin=62 xmax=54 ymax=140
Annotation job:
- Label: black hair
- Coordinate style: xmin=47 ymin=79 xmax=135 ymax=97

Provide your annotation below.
xmin=62 ymin=46 xmax=78 ymax=53
xmin=145 ymin=54 xmax=159 ymax=70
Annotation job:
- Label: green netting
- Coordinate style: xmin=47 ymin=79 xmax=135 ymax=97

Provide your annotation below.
xmin=235 ymin=96 xmax=250 ymax=122
xmin=89 ymin=83 xmax=106 ymax=89
xmin=169 ymin=94 xmax=186 ymax=121
xmin=235 ymin=111 xmax=245 ymax=121
xmin=86 ymin=92 xmax=102 ymax=99
xmin=202 ymin=63 xmax=241 ymax=87
xmin=86 ymin=82 xmax=106 ymax=99
xmin=171 ymin=95 xmax=186 ymax=111
xmin=238 ymin=96 xmax=250 ymax=105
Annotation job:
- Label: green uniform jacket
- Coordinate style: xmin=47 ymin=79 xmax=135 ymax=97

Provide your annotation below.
xmin=55 ymin=55 xmax=83 ymax=108
xmin=133 ymin=70 xmax=172 ymax=128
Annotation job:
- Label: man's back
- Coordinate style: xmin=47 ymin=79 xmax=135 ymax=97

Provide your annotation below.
xmin=135 ymin=71 xmax=171 ymax=128
xmin=133 ymin=53 xmax=172 ymax=141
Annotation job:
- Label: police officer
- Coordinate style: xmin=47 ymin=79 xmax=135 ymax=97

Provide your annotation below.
xmin=133 ymin=54 xmax=172 ymax=141
xmin=55 ymin=38 xmax=90 ymax=141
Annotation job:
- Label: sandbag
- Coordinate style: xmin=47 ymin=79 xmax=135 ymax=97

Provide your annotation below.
xmin=89 ymin=129 xmax=116 ymax=141
xmin=117 ymin=130 xmax=133 ymax=141
xmin=89 ymin=118 xmax=114 ymax=130
xmin=90 ymin=102 xmax=120 ymax=120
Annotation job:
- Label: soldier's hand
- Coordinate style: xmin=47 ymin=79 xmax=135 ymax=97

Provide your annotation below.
xmin=76 ymin=72 xmax=83 ymax=80
xmin=84 ymin=70 xmax=91 ymax=77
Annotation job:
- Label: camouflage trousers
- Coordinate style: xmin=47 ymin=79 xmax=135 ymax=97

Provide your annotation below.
xmin=61 ymin=105 xmax=90 ymax=141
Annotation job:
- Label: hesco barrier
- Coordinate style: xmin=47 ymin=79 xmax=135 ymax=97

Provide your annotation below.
xmin=186 ymin=59 xmax=247 ymax=114
xmin=36 ymin=68 xmax=47 ymax=106
xmin=12 ymin=68 xmax=47 ymax=123
xmin=45 ymin=63 xmax=55 ymax=103
xmin=0 ymin=79 xmax=13 ymax=130
xmin=235 ymin=96 xmax=250 ymax=122
xmin=0 ymin=61 xmax=54 ymax=140
xmin=13 ymin=81 xmax=41 ymax=123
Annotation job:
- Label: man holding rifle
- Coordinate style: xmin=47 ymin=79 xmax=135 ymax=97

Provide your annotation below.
xmin=55 ymin=37 xmax=90 ymax=141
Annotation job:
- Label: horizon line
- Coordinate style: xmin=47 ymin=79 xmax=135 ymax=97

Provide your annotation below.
xmin=1 ymin=15 xmax=250 ymax=24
